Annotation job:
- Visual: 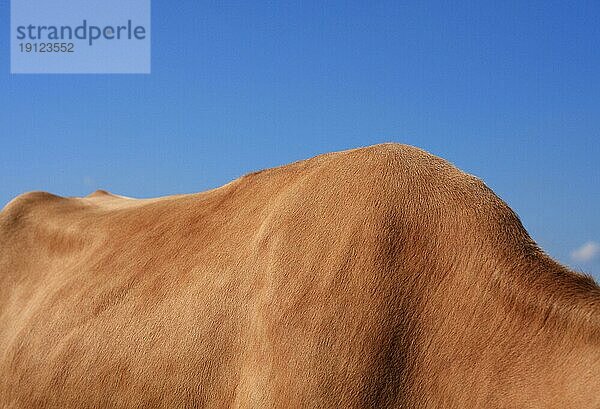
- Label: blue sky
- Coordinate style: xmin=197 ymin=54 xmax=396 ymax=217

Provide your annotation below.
xmin=1 ymin=1 xmax=599 ymax=278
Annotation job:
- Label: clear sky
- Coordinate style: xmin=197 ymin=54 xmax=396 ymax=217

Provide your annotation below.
xmin=1 ymin=1 xmax=599 ymax=278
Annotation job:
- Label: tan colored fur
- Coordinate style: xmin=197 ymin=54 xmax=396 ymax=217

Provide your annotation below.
xmin=0 ymin=144 xmax=598 ymax=408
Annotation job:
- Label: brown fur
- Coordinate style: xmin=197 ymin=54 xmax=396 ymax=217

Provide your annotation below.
xmin=0 ymin=143 xmax=598 ymax=408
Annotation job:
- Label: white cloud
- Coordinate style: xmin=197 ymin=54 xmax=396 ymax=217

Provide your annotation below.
xmin=571 ymin=241 xmax=600 ymax=263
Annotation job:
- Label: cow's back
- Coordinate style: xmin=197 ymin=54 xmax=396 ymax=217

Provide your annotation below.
xmin=2 ymin=143 xmax=585 ymax=408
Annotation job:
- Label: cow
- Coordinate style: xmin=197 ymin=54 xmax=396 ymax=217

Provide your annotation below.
xmin=0 ymin=143 xmax=598 ymax=408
